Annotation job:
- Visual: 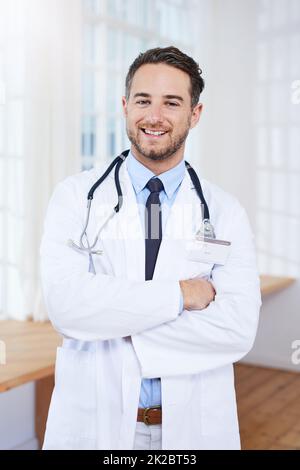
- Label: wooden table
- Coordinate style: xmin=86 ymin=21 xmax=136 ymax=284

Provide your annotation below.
xmin=259 ymin=274 xmax=295 ymax=296
xmin=0 ymin=321 xmax=61 ymax=447
xmin=0 ymin=274 xmax=296 ymax=448
xmin=0 ymin=321 xmax=61 ymax=393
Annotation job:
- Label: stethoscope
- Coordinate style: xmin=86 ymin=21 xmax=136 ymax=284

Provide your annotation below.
xmin=68 ymin=149 xmax=215 ymax=273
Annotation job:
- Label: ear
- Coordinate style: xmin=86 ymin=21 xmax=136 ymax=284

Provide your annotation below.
xmin=122 ymin=96 xmax=128 ymax=117
xmin=190 ymin=103 xmax=203 ymax=129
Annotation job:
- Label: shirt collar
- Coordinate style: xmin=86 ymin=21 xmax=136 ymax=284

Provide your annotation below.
xmin=126 ymin=150 xmax=186 ymax=200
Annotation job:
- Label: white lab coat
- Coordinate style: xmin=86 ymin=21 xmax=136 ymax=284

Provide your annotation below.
xmin=41 ymin=159 xmax=261 ymax=450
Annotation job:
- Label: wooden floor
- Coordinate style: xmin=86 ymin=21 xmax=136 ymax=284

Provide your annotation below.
xmin=235 ymin=363 xmax=300 ymax=450
xmin=33 ymin=361 xmax=300 ymax=449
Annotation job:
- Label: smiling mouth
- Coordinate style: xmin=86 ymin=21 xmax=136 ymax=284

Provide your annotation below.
xmin=140 ymin=128 xmax=168 ymax=137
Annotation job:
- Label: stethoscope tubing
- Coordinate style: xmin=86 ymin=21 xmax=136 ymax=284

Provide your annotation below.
xmin=69 ymin=149 xmax=213 ymax=254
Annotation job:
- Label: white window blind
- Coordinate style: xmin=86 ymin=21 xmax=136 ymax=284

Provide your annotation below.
xmin=0 ymin=1 xmax=26 ymax=319
xmin=0 ymin=0 xmax=82 ymax=320
xmin=255 ymin=0 xmax=300 ymax=277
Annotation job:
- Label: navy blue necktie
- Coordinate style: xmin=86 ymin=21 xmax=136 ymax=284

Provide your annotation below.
xmin=145 ymin=178 xmax=164 ymax=281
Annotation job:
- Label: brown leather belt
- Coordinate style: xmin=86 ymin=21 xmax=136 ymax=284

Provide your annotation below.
xmin=137 ymin=406 xmax=162 ymax=425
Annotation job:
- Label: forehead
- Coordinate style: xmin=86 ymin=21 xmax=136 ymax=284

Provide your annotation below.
xmin=130 ymin=63 xmax=191 ymax=99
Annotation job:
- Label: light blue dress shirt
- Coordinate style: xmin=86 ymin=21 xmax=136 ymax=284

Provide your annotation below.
xmin=127 ymin=150 xmax=185 ymax=408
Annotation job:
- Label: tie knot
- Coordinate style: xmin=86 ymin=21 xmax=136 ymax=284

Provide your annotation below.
xmin=146 ymin=177 xmax=164 ymax=194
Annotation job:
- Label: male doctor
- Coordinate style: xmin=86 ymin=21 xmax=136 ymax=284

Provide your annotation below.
xmin=41 ymin=46 xmax=261 ymax=450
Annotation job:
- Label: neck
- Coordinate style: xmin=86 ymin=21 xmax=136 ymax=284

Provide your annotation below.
xmin=131 ymin=146 xmax=185 ymax=175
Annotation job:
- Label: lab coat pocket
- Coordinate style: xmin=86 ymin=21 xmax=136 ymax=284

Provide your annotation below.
xmin=185 ymin=243 xmax=214 ymax=279
xmin=185 ymin=259 xmax=214 ymax=280
xmin=162 ymin=375 xmax=194 ymax=406
xmin=200 ymin=364 xmax=239 ymax=436
xmin=52 ymin=346 xmax=97 ymax=440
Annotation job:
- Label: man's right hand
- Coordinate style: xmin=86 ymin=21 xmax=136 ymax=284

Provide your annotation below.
xmin=179 ymin=278 xmax=216 ymax=311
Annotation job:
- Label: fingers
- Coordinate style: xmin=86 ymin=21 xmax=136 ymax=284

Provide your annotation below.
xmin=179 ymin=277 xmax=215 ymax=311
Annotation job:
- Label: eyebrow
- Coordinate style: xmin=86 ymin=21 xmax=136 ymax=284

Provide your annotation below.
xmin=133 ymin=92 xmax=184 ymax=102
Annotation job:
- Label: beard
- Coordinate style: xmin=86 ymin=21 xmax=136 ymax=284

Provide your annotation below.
xmin=126 ymin=118 xmax=191 ymax=161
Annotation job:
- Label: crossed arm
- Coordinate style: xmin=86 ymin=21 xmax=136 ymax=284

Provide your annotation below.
xmin=41 ymin=180 xmax=261 ymax=375
xmin=131 ymin=206 xmax=261 ymax=378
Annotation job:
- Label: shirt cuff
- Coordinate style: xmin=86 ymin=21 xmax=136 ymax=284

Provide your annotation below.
xmin=179 ymin=290 xmax=184 ymax=314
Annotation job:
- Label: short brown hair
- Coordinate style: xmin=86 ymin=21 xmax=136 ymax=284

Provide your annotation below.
xmin=125 ymin=46 xmax=204 ymax=108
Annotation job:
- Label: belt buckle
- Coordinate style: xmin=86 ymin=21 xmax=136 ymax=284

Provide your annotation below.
xmin=143 ymin=405 xmax=161 ymax=426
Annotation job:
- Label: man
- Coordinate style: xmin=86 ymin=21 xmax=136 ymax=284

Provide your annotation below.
xmin=41 ymin=46 xmax=261 ymax=450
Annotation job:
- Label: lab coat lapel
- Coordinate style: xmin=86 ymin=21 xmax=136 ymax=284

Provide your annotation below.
xmin=153 ymin=171 xmax=202 ymax=281
xmin=114 ymin=161 xmax=203 ymax=284
xmin=107 ymin=159 xmax=145 ymax=282
xmin=112 ymin=162 xmax=204 ymax=283
xmin=107 ymin=159 xmax=145 ymax=448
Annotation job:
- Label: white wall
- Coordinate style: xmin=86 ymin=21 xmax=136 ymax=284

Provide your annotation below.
xmin=0 ymin=382 xmax=38 ymax=450
xmin=197 ymin=0 xmax=257 ymax=223
xmin=244 ymin=280 xmax=300 ymax=371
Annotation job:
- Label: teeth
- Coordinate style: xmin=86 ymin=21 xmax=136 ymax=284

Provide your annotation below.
xmin=144 ymin=129 xmax=166 ymax=136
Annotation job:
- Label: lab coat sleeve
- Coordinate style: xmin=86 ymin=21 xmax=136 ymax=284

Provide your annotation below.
xmin=131 ymin=202 xmax=262 ymax=377
xmin=40 ymin=180 xmax=181 ymax=341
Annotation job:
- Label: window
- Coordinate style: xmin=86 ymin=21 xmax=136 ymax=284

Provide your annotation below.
xmin=0 ymin=1 xmax=25 ymax=319
xmin=255 ymin=0 xmax=300 ymax=277
xmin=81 ymin=0 xmax=198 ymax=170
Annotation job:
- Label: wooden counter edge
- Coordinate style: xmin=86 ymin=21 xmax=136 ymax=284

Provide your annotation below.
xmin=0 ymin=365 xmax=55 ymax=393
xmin=260 ymin=275 xmax=296 ymax=297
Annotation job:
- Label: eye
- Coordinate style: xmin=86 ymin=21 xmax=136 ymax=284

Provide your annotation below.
xmin=166 ymin=102 xmax=179 ymax=107
xmin=136 ymin=100 xmax=150 ymax=105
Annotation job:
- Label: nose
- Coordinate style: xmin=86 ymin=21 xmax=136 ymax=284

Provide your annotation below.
xmin=145 ymin=103 xmax=164 ymax=125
